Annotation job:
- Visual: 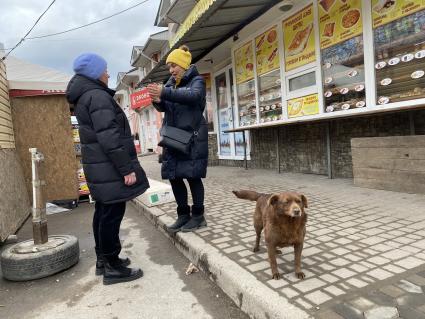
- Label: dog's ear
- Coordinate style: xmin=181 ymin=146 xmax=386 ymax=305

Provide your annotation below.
xmin=268 ymin=194 xmax=279 ymax=207
xmin=301 ymin=194 xmax=308 ymax=208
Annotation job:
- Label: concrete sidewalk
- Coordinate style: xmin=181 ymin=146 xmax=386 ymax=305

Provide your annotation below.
xmin=135 ymin=155 xmax=425 ymax=319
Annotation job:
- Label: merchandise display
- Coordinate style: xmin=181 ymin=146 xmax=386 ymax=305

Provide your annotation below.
xmin=237 ymin=79 xmax=257 ymax=126
xmin=374 ymin=9 xmax=425 ymax=104
xmin=258 ymin=70 xmax=283 ymax=123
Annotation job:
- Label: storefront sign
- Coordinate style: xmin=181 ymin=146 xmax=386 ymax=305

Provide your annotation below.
xmin=130 ymin=88 xmax=152 ymax=110
xmin=170 ymin=0 xmax=216 ymax=47
xmin=319 ymin=0 xmax=363 ymax=49
xmin=287 ymin=94 xmax=319 ymax=118
xmin=235 ymin=41 xmax=255 ymax=84
xmin=255 ymin=26 xmax=280 ymax=76
xmin=372 ymin=0 xmax=425 ymax=28
xmin=283 ymin=5 xmax=316 ymax=71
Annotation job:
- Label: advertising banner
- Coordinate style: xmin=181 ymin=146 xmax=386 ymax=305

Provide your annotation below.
xmin=283 ymin=5 xmax=316 ymax=71
xmin=319 ymin=0 xmax=363 ymax=49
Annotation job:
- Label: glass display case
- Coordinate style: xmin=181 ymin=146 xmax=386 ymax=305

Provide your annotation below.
xmin=258 ymin=69 xmax=282 ymax=123
xmin=373 ymin=9 xmax=425 ymax=104
xmin=321 ymin=35 xmax=366 ymax=112
xmin=237 ymin=79 xmax=256 ymax=126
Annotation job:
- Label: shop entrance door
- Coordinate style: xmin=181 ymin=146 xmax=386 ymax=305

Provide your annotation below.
xmin=214 ymin=66 xmax=250 ymax=160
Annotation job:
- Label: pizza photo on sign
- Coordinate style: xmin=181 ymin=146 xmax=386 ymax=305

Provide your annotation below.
xmin=373 ymin=0 xmax=396 ymax=14
xmin=342 ymin=9 xmax=361 ymax=29
xmin=287 ymin=23 xmax=313 ymax=56
xmin=323 ymin=22 xmax=335 ymax=38
xmin=319 ymin=0 xmax=336 ymax=12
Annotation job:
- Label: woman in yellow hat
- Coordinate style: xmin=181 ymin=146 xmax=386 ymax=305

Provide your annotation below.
xmin=147 ymin=45 xmax=208 ymax=232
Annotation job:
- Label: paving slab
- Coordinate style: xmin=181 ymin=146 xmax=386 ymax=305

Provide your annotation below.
xmin=135 ymin=155 xmax=425 ymax=318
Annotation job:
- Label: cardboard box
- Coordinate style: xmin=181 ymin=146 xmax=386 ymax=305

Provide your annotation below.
xmin=137 ymin=178 xmax=175 ymax=207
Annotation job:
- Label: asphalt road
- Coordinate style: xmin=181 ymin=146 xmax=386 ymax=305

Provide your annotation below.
xmin=0 ymin=202 xmax=249 ymax=319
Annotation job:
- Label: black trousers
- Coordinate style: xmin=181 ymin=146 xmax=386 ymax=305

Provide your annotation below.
xmin=169 ymin=178 xmax=204 ymax=208
xmin=93 ymin=201 xmax=126 ymax=260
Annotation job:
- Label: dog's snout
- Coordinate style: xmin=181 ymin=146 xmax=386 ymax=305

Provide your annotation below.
xmin=293 ymin=208 xmax=301 ymax=217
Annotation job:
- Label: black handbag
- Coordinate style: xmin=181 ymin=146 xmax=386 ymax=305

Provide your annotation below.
xmin=158 ymin=111 xmax=200 ymax=155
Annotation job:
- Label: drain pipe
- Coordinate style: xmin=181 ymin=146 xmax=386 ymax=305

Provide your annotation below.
xmin=30 ymin=148 xmax=48 ymax=245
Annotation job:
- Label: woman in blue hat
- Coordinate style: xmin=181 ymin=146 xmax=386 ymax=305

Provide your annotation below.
xmin=66 ymin=53 xmax=149 ymax=285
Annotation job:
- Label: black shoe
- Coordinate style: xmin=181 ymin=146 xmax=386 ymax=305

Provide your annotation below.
xmin=167 ymin=205 xmax=190 ymax=233
xmin=103 ymin=262 xmax=143 ymax=285
xmin=181 ymin=215 xmax=207 ymax=232
xmin=95 ymin=257 xmax=131 ymax=276
xmin=181 ymin=205 xmax=207 ymax=232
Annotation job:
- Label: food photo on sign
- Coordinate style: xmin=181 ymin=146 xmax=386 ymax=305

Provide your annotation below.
xmin=283 ymin=4 xmax=316 ymax=71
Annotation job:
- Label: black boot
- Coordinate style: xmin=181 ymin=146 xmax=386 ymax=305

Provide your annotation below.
xmin=95 ymin=256 xmax=131 ymax=276
xmin=167 ymin=205 xmax=191 ymax=233
xmin=181 ymin=205 xmax=207 ymax=232
xmin=103 ymin=259 xmax=143 ymax=285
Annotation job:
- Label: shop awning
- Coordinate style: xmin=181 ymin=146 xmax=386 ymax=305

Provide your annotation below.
xmin=139 ymin=0 xmax=280 ymax=85
xmin=166 ymin=0 xmax=198 ymax=24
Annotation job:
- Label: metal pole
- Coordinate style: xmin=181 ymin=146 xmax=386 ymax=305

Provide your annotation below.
xmin=243 ymin=130 xmax=248 ymax=170
xmin=409 ymin=111 xmax=415 ymax=135
xmin=30 ymin=148 xmax=48 ymax=245
xmin=326 ymin=122 xmax=333 ymax=179
xmin=276 ymin=128 xmax=280 ymax=174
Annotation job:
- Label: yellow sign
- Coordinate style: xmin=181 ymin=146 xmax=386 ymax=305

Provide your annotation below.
xmin=170 ymin=0 xmax=216 ymax=47
xmin=319 ymin=0 xmax=363 ymax=49
xmin=372 ymin=0 xmax=425 ymax=28
xmin=255 ymin=26 xmax=280 ymax=76
xmin=287 ymin=94 xmax=319 ymax=118
xmin=283 ymin=4 xmax=316 ymax=71
xmin=234 ymin=41 xmax=254 ymax=84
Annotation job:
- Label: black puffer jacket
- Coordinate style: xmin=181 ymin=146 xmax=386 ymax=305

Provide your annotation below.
xmin=154 ymin=65 xmax=208 ymax=180
xmin=66 ymin=75 xmax=149 ymax=204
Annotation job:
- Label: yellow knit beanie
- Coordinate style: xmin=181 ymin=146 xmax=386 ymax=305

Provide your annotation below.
xmin=166 ymin=45 xmax=192 ymax=70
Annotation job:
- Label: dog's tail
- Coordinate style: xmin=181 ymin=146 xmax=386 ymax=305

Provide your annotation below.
xmin=232 ymin=190 xmax=262 ymax=201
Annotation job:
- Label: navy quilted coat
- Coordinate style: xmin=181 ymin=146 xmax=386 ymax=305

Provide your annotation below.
xmin=66 ymin=75 xmax=149 ymax=204
xmin=154 ymin=65 xmax=208 ymax=180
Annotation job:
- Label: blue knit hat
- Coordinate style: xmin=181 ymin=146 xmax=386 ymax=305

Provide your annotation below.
xmin=73 ymin=53 xmax=107 ymax=80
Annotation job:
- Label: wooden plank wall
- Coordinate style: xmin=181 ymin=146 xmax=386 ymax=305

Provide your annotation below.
xmin=0 ymin=59 xmax=15 ymax=149
xmin=352 ymin=136 xmax=425 ymax=194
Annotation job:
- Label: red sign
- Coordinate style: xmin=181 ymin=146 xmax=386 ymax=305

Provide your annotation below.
xmin=130 ymin=88 xmax=152 ymax=110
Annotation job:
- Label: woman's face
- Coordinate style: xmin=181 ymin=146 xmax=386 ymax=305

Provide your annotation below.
xmin=99 ymin=69 xmax=110 ymax=86
xmin=168 ymin=63 xmax=185 ymax=80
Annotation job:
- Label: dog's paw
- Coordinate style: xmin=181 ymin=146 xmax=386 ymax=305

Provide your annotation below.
xmin=253 ymin=247 xmax=260 ymax=253
xmin=296 ymin=271 xmax=305 ymax=280
xmin=272 ymin=273 xmax=281 ymax=280
xmin=275 ymin=249 xmax=282 ymax=255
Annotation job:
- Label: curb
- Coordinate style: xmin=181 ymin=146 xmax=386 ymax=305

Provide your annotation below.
xmin=131 ymin=198 xmax=311 ymax=319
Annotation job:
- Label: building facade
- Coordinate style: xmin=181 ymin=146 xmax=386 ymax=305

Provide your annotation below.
xmin=134 ymin=1 xmax=425 ymax=192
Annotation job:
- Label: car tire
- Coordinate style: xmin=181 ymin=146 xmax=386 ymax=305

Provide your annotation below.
xmin=1 ymin=235 xmax=79 ymax=281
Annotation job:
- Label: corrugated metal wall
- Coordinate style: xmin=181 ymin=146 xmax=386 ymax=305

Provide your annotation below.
xmin=0 ymin=59 xmax=15 ymax=149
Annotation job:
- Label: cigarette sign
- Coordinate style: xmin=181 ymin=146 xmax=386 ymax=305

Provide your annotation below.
xmin=130 ymin=88 xmax=152 ymax=110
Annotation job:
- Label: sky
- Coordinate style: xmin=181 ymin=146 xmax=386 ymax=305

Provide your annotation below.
xmin=0 ymin=0 xmax=165 ymax=87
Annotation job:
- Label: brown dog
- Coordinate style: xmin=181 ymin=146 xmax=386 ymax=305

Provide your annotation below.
xmin=232 ymin=190 xmax=308 ymax=280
